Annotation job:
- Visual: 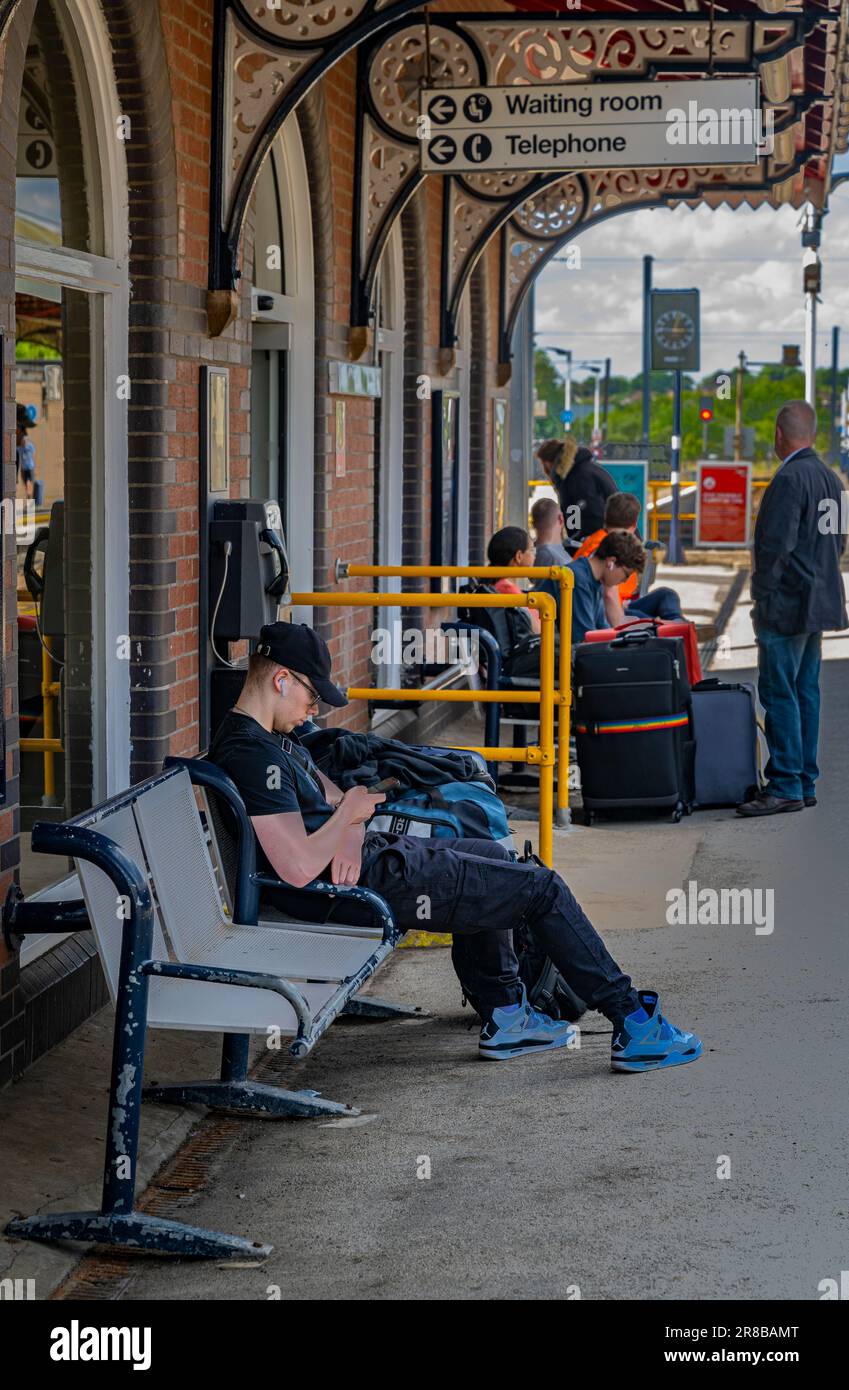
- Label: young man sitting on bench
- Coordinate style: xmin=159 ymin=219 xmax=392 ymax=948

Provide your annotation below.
xmin=209 ymin=621 xmax=702 ymax=1073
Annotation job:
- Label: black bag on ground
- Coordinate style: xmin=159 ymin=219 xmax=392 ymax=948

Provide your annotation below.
xmin=458 ymin=580 xmax=540 ymax=677
xmin=513 ymin=842 xmax=587 ymax=1023
xmin=458 ymin=580 xmax=542 ymax=720
xmin=574 ymin=629 xmax=695 ymax=822
xmin=691 ymin=677 xmax=761 ymax=806
xmin=459 ymin=842 xmax=587 ymax=1024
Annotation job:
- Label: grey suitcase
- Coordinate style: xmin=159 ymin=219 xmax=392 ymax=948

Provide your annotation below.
xmin=691 ymin=678 xmax=761 ymax=807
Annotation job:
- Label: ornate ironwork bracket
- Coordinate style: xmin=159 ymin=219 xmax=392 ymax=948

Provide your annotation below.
xmin=208 ymin=0 xmax=425 ymax=301
xmin=349 ymin=9 xmax=820 ymax=354
xmin=495 ymin=149 xmax=812 ymax=373
xmin=0 ymin=0 xmax=20 ymax=43
xmin=207 ymin=4 xmax=835 ymax=357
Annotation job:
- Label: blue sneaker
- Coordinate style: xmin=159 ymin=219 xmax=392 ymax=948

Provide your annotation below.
xmin=610 ymin=991 xmax=702 ymax=1073
xmin=479 ymin=988 xmax=577 ymax=1061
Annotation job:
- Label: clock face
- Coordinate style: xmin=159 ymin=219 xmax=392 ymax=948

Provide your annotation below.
xmin=655 ymin=310 xmax=696 ymax=351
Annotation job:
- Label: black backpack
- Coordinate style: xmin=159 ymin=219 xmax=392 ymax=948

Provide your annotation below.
xmin=458 ymin=580 xmax=541 ymax=678
xmin=460 ymin=841 xmax=587 ymax=1024
xmin=513 ymin=842 xmax=587 ymax=1022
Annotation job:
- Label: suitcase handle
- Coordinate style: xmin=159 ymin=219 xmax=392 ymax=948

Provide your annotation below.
xmin=610 ymin=629 xmax=653 ymax=648
xmin=614 ymin=617 xmax=661 ymax=631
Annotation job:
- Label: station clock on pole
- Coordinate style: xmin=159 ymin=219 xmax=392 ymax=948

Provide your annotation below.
xmin=650 ymin=289 xmax=700 ymax=372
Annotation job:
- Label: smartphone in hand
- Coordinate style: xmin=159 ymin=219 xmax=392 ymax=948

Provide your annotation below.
xmin=368 ymin=777 xmax=401 ymax=794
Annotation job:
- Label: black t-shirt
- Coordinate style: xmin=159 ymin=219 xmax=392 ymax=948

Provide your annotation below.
xmin=209 ymin=712 xmax=336 ymax=870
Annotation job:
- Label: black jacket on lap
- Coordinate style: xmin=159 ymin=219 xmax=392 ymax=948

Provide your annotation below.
xmin=751 ymin=447 xmax=848 ymax=636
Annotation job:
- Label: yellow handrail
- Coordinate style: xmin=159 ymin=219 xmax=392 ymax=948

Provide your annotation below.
xmin=16 ymin=616 xmax=63 ymax=799
xmin=530 ymin=476 xmax=769 ymax=543
xmin=292 ymin=588 xmax=558 ymax=866
xmin=339 ymin=562 xmax=574 ymax=826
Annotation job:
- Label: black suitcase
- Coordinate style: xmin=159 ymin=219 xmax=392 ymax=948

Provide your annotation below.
xmin=691 ymin=677 xmax=761 ymax=806
xmin=574 ymin=629 xmax=695 ymax=823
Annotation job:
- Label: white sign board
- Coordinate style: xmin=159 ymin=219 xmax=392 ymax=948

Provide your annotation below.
xmin=420 ymin=78 xmax=762 ymax=175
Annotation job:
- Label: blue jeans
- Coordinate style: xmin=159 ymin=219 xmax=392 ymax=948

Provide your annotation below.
xmin=756 ymin=624 xmax=822 ymax=800
xmin=625 ymin=586 xmax=683 ymax=622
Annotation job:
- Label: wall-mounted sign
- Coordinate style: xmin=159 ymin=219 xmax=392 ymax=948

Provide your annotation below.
xmin=201 ymin=367 xmax=229 ymax=494
xmin=420 ymin=78 xmax=761 ymax=174
xmin=328 ymin=361 xmax=382 ymax=398
xmin=603 ymin=460 xmax=648 ymax=526
xmin=650 ymin=288 xmax=701 ymax=372
xmin=335 ymin=400 xmax=346 ymax=478
xmin=696 ymin=461 xmax=752 ymax=547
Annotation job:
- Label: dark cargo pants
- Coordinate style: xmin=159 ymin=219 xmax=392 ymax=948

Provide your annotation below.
xmin=359 ymin=832 xmax=639 ymax=1022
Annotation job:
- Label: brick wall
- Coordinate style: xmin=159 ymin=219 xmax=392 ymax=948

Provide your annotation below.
xmin=0 ymin=0 xmax=513 ymax=1088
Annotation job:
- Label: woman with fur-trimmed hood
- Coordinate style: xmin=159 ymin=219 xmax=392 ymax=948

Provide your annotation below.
xmin=536 ymin=437 xmax=617 ymax=546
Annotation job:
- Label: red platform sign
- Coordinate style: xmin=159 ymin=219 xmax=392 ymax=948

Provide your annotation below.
xmin=695 ymin=461 xmax=752 ymax=547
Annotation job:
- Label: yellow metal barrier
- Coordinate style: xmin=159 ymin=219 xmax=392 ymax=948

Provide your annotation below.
xmin=291 ymin=587 xmax=559 ymax=867
xmin=17 ymin=595 xmax=62 ymax=801
xmin=530 ymin=476 xmax=769 ymax=544
xmin=645 ymin=477 xmax=768 ymax=543
xmin=339 ymin=563 xmax=573 ymax=826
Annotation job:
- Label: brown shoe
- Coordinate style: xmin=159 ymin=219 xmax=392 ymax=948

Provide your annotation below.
xmin=736 ymin=793 xmax=804 ymax=817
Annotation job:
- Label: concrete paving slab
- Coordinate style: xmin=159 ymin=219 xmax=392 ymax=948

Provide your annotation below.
xmin=103 ymin=660 xmax=849 ymax=1302
xmin=0 ymin=1010 xmax=266 ymax=1297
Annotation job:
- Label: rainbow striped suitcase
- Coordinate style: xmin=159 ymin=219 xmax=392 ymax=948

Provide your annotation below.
xmin=574 ymin=629 xmax=695 ymax=824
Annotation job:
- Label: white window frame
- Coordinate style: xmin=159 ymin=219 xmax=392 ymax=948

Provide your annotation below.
xmin=250 ymin=116 xmax=315 ymax=619
xmin=373 ymin=223 xmax=405 ymax=697
xmin=455 ymin=287 xmax=472 ymax=567
xmin=14 ymin=0 xmax=130 ymax=958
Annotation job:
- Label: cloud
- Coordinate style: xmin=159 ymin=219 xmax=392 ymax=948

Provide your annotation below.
xmin=534 ymin=195 xmax=849 ymax=379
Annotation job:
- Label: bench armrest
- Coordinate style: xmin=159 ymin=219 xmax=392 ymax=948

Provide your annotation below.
xmin=168 ymin=756 xmax=399 ymax=943
xmin=140 ymin=957 xmax=313 ymax=1039
xmin=252 ymin=874 xmax=398 ymax=944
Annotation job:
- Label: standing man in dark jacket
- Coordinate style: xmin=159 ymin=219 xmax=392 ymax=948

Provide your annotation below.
xmin=536 ymin=437 xmax=617 ymax=545
xmin=738 ymin=400 xmax=847 ymax=816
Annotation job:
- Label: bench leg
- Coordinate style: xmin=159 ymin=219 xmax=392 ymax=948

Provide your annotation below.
xmin=142 ymin=1079 xmax=360 ymax=1119
xmin=220 ymin=1032 xmax=251 ymax=1083
xmin=5 ymin=1211 xmax=272 ymax=1260
xmin=342 ymin=996 xmax=427 ymax=1020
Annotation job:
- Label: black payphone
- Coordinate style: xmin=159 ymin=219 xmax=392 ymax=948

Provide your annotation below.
xmin=202 ymin=498 xmax=291 ymax=746
xmin=208 ymin=499 xmax=290 ymax=642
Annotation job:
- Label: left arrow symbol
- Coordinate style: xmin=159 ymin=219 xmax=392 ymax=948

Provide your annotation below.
xmin=427 ymin=95 xmax=456 ymax=125
xmin=427 ymin=135 xmax=456 ymax=165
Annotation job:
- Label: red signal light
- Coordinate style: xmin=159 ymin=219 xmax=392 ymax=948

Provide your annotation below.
xmin=699 ymin=406 xmax=713 ymax=422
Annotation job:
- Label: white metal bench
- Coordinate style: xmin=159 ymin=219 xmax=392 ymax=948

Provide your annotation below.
xmin=3 ymin=762 xmax=409 ymax=1258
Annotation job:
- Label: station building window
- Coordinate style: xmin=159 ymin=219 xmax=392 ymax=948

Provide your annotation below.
xmin=248 ymin=115 xmax=314 ymax=611
xmin=371 ymin=222 xmax=405 ymax=696
xmin=431 ymin=287 xmax=471 ymax=580
xmin=12 ymin=0 xmax=129 ymax=918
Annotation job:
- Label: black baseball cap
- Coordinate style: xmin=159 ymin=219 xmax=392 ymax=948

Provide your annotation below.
xmin=255 ymin=622 xmax=347 ymax=707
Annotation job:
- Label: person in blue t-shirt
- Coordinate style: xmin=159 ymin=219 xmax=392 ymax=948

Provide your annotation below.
xmin=208 ymin=621 xmax=701 ymax=1073
xmin=567 ymin=530 xmax=644 ymax=642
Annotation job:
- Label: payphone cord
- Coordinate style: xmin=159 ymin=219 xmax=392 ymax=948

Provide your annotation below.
xmin=210 ymin=540 xmax=238 ymax=668
xmin=23 ymin=526 xmax=65 ymax=670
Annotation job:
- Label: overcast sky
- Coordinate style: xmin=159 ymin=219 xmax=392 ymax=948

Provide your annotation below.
xmin=533 ymin=155 xmax=849 ymax=387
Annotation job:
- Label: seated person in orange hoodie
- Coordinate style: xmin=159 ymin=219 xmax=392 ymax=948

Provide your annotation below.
xmin=574 ymin=491 xmax=683 ymax=625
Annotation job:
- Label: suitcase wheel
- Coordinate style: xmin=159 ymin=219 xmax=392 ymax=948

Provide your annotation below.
xmin=582 ymin=807 xmax=594 ymax=826
xmin=672 ymin=802 xmax=683 ymax=823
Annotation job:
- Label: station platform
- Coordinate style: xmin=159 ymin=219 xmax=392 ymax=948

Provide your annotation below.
xmin=3 ymin=554 xmax=848 ymax=1301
